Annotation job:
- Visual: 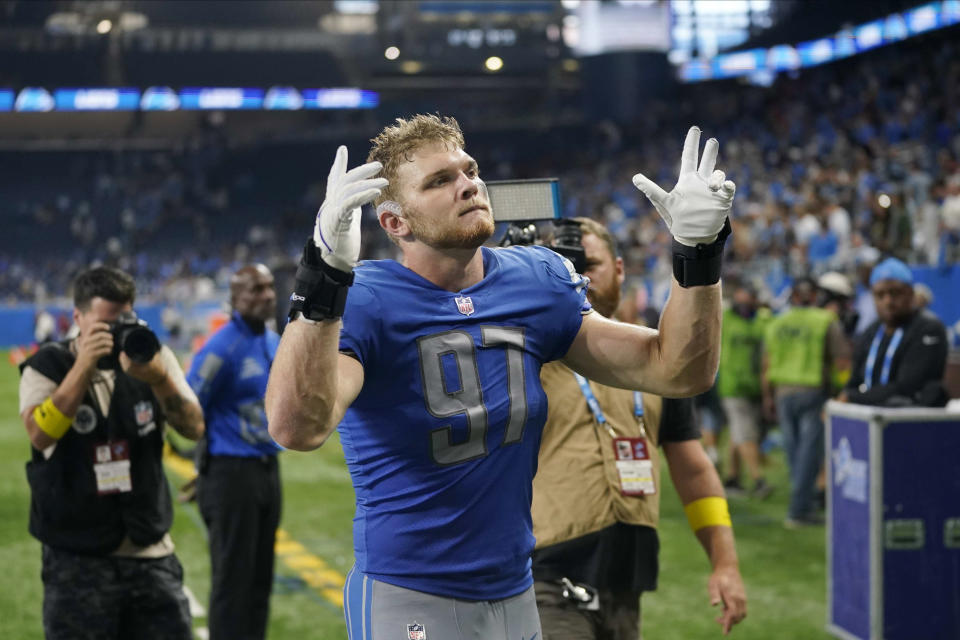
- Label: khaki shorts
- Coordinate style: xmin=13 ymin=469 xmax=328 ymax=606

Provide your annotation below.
xmin=721 ymin=397 xmax=761 ymax=445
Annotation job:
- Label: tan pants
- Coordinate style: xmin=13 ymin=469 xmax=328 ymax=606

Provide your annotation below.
xmin=721 ymin=396 xmax=761 ymax=444
xmin=535 ymin=580 xmax=641 ymax=640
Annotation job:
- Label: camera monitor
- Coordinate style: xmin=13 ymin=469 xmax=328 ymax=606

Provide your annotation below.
xmin=486 ymin=178 xmax=561 ymax=222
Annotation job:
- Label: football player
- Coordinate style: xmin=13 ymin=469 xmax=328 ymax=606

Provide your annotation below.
xmin=266 ymin=115 xmax=736 ymax=640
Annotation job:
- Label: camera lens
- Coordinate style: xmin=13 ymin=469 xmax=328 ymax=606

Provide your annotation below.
xmin=120 ymin=325 xmax=160 ymax=364
xmin=553 ymin=219 xmax=582 ymax=248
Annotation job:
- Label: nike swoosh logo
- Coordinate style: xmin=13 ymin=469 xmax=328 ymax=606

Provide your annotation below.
xmin=922 ymin=335 xmax=939 ymax=345
xmin=523 ymin=634 xmax=539 ymax=640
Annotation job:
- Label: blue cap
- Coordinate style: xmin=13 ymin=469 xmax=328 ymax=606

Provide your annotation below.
xmin=869 ymin=257 xmax=913 ymax=287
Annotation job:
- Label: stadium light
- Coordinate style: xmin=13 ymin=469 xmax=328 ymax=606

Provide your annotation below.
xmin=96 ymin=19 xmax=112 ymax=34
xmin=485 ymin=56 xmax=504 ymax=72
xmin=384 ymin=46 xmax=400 ymax=60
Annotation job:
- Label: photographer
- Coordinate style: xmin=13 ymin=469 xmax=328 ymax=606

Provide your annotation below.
xmin=532 ymin=218 xmax=746 ymax=639
xmin=17 ymin=266 xmax=204 ymax=640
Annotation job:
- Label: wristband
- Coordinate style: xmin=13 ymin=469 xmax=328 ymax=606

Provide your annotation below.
xmin=33 ymin=397 xmax=73 ymax=440
xmin=684 ymin=496 xmax=732 ymax=532
xmin=288 ymin=239 xmax=355 ymax=322
xmin=672 ymin=217 xmax=732 ymax=288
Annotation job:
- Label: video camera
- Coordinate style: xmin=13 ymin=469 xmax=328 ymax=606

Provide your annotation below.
xmin=486 ymin=178 xmax=587 ymax=274
xmin=97 ymin=311 xmax=161 ymax=370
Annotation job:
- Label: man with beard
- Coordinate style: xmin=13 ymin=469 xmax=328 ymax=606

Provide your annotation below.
xmin=531 ymin=217 xmax=746 ymax=639
xmin=840 ymin=258 xmax=948 ymax=407
xmin=187 ymin=264 xmax=281 ymax=640
xmin=266 ymin=115 xmax=736 ymax=639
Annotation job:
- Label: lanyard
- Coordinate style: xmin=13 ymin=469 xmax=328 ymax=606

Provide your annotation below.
xmin=864 ymin=326 xmax=904 ymax=389
xmin=573 ymin=372 xmax=644 ymax=436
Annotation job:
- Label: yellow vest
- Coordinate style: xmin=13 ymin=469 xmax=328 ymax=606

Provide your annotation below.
xmin=532 ymin=361 xmax=664 ymax=549
xmin=764 ymin=307 xmax=836 ymax=388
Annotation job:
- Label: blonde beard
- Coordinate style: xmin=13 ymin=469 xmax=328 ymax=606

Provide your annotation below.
xmin=587 ymin=283 xmax=620 ymax=319
xmin=403 ymin=205 xmax=495 ymax=250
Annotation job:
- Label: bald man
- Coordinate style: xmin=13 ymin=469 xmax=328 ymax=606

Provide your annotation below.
xmin=186 ymin=264 xmax=281 ymax=640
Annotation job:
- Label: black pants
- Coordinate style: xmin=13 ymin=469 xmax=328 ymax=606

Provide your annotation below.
xmin=198 ymin=455 xmax=282 ymax=640
xmin=41 ymin=545 xmax=192 ymax=640
xmin=535 ymin=580 xmax=642 ymax=640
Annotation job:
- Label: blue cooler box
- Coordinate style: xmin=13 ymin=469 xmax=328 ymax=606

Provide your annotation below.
xmin=826 ymin=402 xmax=960 ymax=640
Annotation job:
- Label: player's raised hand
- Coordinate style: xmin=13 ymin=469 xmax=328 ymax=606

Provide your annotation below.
xmin=314 ymin=145 xmax=389 ymax=273
xmin=632 ymin=126 xmax=736 ymax=247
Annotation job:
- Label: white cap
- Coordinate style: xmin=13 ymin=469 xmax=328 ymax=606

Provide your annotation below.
xmin=817 ymin=271 xmax=853 ymax=297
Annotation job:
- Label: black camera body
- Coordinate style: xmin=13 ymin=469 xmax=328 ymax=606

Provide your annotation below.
xmin=549 ymin=218 xmax=588 ymax=275
xmin=97 ymin=311 xmax=161 ymax=370
xmin=498 ymin=218 xmax=587 ymax=274
xmin=485 ymin=179 xmax=587 ymax=273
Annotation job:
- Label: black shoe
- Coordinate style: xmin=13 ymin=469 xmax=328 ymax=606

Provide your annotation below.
xmin=751 ymin=478 xmax=773 ymax=500
xmin=723 ymin=478 xmax=747 ymax=498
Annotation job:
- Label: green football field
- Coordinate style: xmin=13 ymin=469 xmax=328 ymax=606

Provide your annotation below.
xmin=0 ymin=354 xmax=831 ymax=639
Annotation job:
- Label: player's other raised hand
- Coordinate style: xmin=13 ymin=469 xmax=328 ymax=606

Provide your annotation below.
xmin=632 ymin=126 xmax=736 ymax=247
xmin=314 ymin=145 xmax=389 ymax=273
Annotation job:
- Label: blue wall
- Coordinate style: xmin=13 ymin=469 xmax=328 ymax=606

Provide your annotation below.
xmin=2 ymin=264 xmax=958 ymax=349
xmin=911 ymin=264 xmax=960 ymax=333
xmin=0 ymin=304 xmax=170 ymax=348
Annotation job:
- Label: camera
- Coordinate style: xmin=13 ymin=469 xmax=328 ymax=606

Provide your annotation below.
xmin=97 ymin=311 xmax=161 ymax=370
xmin=549 ymin=218 xmax=587 ymax=274
xmin=486 ymin=178 xmax=587 ymax=273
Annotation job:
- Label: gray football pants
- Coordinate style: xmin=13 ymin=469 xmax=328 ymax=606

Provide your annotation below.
xmin=344 ymin=568 xmax=542 ymax=640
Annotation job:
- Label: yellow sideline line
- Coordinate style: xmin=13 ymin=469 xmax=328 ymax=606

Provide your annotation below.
xmin=162 ymin=444 xmax=346 ymax=608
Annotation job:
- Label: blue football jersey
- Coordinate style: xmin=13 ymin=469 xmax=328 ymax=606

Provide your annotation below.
xmin=338 ymin=245 xmax=591 ymax=600
xmin=187 ymin=312 xmax=281 ymax=457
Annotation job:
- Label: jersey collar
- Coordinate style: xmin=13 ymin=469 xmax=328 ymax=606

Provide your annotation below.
xmin=375 ymin=247 xmax=501 ymax=294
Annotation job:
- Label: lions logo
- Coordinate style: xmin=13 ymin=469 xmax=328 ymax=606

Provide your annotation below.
xmin=72 ymin=404 xmax=97 ymax=434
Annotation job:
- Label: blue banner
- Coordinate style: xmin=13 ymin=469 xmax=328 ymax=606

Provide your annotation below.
xmin=54 ymin=88 xmax=140 ymax=111
xmin=302 ymin=88 xmax=379 ymax=110
xmin=179 ymin=87 xmax=264 ymax=110
xmin=679 ymin=0 xmax=960 ymax=83
xmin=14 ymin=88 xmax=54 ymax=112
xmin=141 ymin=87 xmax=180 ymax=111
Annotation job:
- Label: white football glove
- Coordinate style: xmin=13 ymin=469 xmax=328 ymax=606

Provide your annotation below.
xmin=632 ymin=126 xmax=736 ymax=247
xmin=313 ymin=145 xmax=389 ymax=273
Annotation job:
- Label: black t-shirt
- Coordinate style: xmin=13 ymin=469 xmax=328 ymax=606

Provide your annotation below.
xmin=531 ymin=397 xmax=699 ymax=592
xmin=846 ymin=310 xmax=948 ymax=406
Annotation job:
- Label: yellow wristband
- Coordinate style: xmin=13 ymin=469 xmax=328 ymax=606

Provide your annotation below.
xmin=684 ymin=496 xmax=732 ymax=532
xmin=33 ymin=397 xmax=73 ymax=440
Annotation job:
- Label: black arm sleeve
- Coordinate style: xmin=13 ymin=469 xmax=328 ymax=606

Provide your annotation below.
xmin=658 ymin=397 xmax=699 ymax=443
xmin=846 ymin=317 xmax=948 ymax=405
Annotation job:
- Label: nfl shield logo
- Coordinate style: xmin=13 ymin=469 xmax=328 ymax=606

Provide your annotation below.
xmin=407 ymin=622 xmax=426 ymax=640
xmin=134 ymin=401 xmax=153 ymax=426
xmin=455 ymin=295 xmax=475 ymax=316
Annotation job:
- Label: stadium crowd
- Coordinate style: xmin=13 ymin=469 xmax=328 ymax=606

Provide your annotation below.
xmin=7 ymin=14 xmax=960 ymax=639
xmin=2 ymin=32 xmax=959 ymax=325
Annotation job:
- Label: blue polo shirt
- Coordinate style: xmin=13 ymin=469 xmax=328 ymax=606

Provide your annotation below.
xmin=187 ymin=312 xmax=281 ymax=457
